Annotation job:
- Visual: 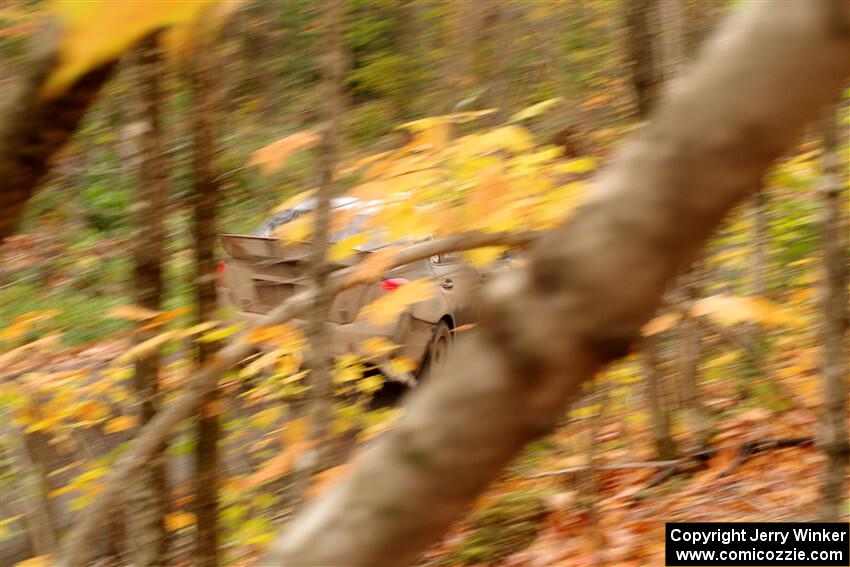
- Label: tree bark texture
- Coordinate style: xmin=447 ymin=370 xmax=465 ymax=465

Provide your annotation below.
xmin=263 ymin=3 xmax=850 ymax=565
xmin=818 ymin=104 xmax=849 ymax=522
xmin=0 ymin=27 xmax=115 ymax=242
xmin=189 ymin=37 xmax=222 ymax=567
xmin=126 ymin=35 xmax=169 ymax=567
xmin=641 ymin=336 xmax=678 ymax=460
xmin=301 ymin=0 xmax=345 ymax=486
xmin=625 ymin=0 xmax=661 ymax=117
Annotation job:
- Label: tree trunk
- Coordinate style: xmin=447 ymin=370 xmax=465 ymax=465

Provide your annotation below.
xmin=442 ymin=0 xmax=480 ymax=112
xmin=641 ymin=336 xmax=678 ymax=459
xmin=263 ymin=3 xmax=850 ymax=566
xmin=0 ymin=29 xmax=114 ymax=242
xmin=126 ymin=35 xmax=168 ymax=567
xmin=679 ymin=266 xmax=712 ymax=449
xmin=300 ymin=0 xmax=346 ymax=494
xmin=742 ymin=189 xmax=769 ymax=383
xmin=4 ymin=417 xmax=57 ymax=557
xmin=818 ymin=103 xmax=849 ymax=522
xmin=625 ymin=0 xmax=660 ymax=117
xmin=629 ymin=0 xmax=680 ymax=458
xmin=657 ymin=0 xmax=685 ymax=80
xmin=188 ymin=35 xmax=222 ymax=567
xmin=482 ymin=1 xmax=510 ymax=123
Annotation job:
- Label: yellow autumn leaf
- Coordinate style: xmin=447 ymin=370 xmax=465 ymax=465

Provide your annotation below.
xmin=358 ymin=279 xmax=434 ymax=326
xmin=474 ymin=125 xmax=534 ymax=154
xmin=139 ymin=306 xmax=190 ymax=330
xmin=15 ymin=555 xmax=50 ymax=567
xmin=75 ymin=400 xmax=109 ymax=423
xmin=346 ymin=246 xmax=400 ymax=285
xmin=197 ymin=323 xmax=244 ymax=343
xmin=104 ymin=415 xmax=138 ymax=435
xmin=328 ymin=232 xmax=368 ymax=263
xmin=243 ymin=323 xmax=304 ymax=349
xmin=248 ymin=130 xmax=320 ymax=175
xmin=240 ymin=348 xmax=286 ymax=379
xmin=360 ymin=336 xmax=400 ymax=358
xmin=554 ymin=156 xmax=598 ymax=175
xmin=284 ymin=417 xmax=307 ymax=446
xmin=114 ymin=330 xmax=179 ymax=364
xmin=165 ymin=511 xmax=196 ymax=532
xmin=463 ymin=246 xmax=506 ymax=269
xmin=45 ymin=0 xmax=215 ymax=98
xmin=177 ymin=321 xmax=220 ymax=338
xmin=162 ymin=0 xmax=243 ymax=57
xmin=510 ymin=97 xmax=563 ymax=123
xmin=642 ymin=312 xmax=682 ymax=336
xmin=387 ymin=356 xmax=416 ymax=375
xmin=691 ymin=295 xmax=782 ymax=327
xmin=273 ymin=212 xmax=313 ymax=242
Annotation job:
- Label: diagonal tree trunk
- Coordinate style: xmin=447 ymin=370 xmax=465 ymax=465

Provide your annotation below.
xmin=188 ymin=34 xmax=222 ymax=567
xmin=0 ymin=31 xmax=114 ymax=241
xmin=263 ymin=3 xmax=850 ymax=565
xmin=125 ymin=35 xmax=169 ymax=567
xmin=818 ymin=102 xmax=849 ymax=522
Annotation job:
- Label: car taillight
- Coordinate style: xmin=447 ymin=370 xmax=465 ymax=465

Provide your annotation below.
xmin=217 ymin=260 xmax=226 ymax=286
xmin=381 ymin=277 xmax=408 ymax=292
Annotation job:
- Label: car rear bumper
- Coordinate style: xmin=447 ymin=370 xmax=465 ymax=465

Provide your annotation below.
xmin=231 ymin=309 xmax=433 ymax=379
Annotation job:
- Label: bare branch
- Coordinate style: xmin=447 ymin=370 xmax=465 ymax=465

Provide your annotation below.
xmin=57 ymin=229 xmax=537 ymax=566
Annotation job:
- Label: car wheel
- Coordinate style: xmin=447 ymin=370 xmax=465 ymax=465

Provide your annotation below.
xmin=419 ymin=320 xmax=452 ymax=381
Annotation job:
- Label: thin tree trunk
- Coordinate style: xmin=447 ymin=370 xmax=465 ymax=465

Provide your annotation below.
xmin=657 ymin=0 xmax=685 ymax=80
xmin=300 ymin=0 xmax=345 ymax=494
xmin=679 ymin=266 xmax=712 ymax=449
xmin=4 ymin=417 xmax=57 ymax=557
xmin=188 ymin=32 xmax=222 ymax=567
xmin=641 ymin=336 xmax=678 ymax=459
xmin=398 ymin=0 xmax=421 ymax=119
xmin=629 ymin=0 xmax=680 ymax=458
xmin=442 ymin=0 xmax=479 ymax=112
xmin=818 ymin=104 xmax=849 ymax=522
xmin=126 ymin=35 xmax=168 ymax=567
xmin=483 ymin=1 xmax=510 ymax=123
xmin=743 ymin=189 xmax=768 ymax=383
xmin=625 ymin=0 xmax=660 ymax=117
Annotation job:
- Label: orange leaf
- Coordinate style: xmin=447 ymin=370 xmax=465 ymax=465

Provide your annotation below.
xmin=358 ymin=279 xmax=434 ymax=326
xmin=104 ymin=415 xmax=138 ymax=434
xmin=641 ymin=312 xmax=682 ymax=336
xmin=106 ymin=304 xmax=162 ymax=321
xmin=248 ymin=131 xmax=320 ymax=175
xmin=164 ymin=511 xmax=196 ymax=532
xmin=305 ymin=464 xmax=350 ymax=499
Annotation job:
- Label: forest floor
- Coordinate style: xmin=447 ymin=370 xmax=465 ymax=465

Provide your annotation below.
xmin=3 ymin=327 xmax=846 ymax=567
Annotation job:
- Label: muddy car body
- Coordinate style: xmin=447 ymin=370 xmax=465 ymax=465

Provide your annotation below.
xmin=218 ymin=197 xmax=482 ymax=380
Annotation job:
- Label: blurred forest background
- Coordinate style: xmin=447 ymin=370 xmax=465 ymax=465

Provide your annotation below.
xmin=0 ymin=1 xmax=847 ymax=566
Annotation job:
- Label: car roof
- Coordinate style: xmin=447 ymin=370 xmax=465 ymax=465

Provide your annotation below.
xmin=253 ymin=196 xmax=386 ymax=251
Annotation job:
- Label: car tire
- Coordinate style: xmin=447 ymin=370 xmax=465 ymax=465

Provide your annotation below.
xmin=418 ymin=320 xmax=452 ymax=382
